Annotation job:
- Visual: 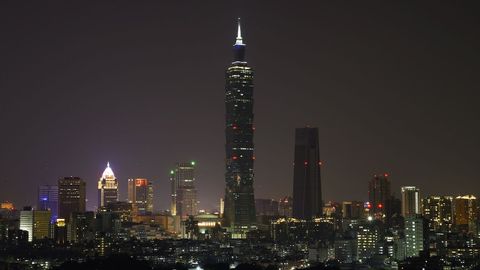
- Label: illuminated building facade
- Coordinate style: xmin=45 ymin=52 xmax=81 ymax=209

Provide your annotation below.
xmin=54 ymin=218 xmax=67 ymax=244
xmin=98 ymin=162 xmax=118 ymax=208
xmin=422 ymin=196 xmax=453 ymax=232
xmin=19 ymin=208 xmax=51 ymax=242
xmin=58 ymin=177 xmax=86 ymax=222
xmin=19 ymin=208 xmax=33 ymax=242
xmin=368 ymin=174 xmax=391 ymax=217
xmin=292 ymin=127 xmax=322 ymax=220
xmin=33 ymin=210 xmax=51 ymax=240
xmin=0 ymin=202 xmax=14 ymax=210
xmin=356 ymin=223 xmax=379 ymax=262
xmin=453 ymin=195 xmax=477 ymax=234
xmin=401 ymin=186 xmax=421 ymax=218
xmin=127 ymin=178 xmax=154 ymax=215
xmin=38 ymin=185 xmax=58 ymax=222
xmin=405 ymin=217 xmax=424 ymax=257
xmin=170 ymin=162 xmax=198 ymax=219
xmin=224 ymin=19 xmax=256 ymax=232
xmin=194 ymin=214 xmax=222 ymax=235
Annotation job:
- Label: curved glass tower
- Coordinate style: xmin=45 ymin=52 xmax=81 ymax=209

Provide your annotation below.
xmin=224 ymin=19 xmax=256 ymax=234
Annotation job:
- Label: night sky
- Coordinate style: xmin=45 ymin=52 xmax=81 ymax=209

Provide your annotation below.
xmin=1 ymin=1 xmax=479 ymax=212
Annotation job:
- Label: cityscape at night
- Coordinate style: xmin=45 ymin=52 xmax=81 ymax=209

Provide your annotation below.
xmin=1 ymin=1 xmax=480 ymax=270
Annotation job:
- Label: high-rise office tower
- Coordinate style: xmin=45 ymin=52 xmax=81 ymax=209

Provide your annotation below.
xmin=219 ymin=198 xmax=225 ymax=218
xmin=292 ymin=127 xmax=322 ymax=219
xmin=127 ymin=178 xmax=135 ymax=203
xmin=19 ymin=208 xmax=34 ymax=242
xmin=19 ymin=208 xmax=51 ymax=242
xmin=401 ymin=186 xmax=421 ymax=218
xmin=98 ymin=162 xmax=118 ymax=208
xmin=342 ymin=201 xmax=364 ymax=219
xmin=38 ymin=185 xmax=58 ymax=222
xmin=33 ymin=210 xmax=51 ymax=240
xmin=368 ymin=174 xmax=391 ymax=216
xmin=453 ymin=195 xmax=477 ymax=234
xmin=255 ymin=199 xmax=279 ymax=216
xmin=54 ymin=218 xmax=67 ymax=244
xmin=67 ymin=211 xmax=95 ymax=243
xmin=58 ymin=177 xmax=86 ymax=221
xmin=170 ymin=162 xmax=198 ymax=219
xmin=224 ymin=19 xmax=256 ymax=231
xmin=356 ymin=223 xmax=379 ymax=262
xmin=127 ymin=178 xmax=153 ymax=215
xmin=404 ymin=217 xmax=424 ymax=258
xmin=422 ymin=196 xmax=453 ymax=232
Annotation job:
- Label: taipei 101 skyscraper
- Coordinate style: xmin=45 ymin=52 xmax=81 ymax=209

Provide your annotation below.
xmin=223 ymin=19 xmax=256 ymax=235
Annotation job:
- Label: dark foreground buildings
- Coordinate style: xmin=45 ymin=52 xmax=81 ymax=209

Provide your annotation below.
xmin=223 ymin=19 xmax=256 ymax=235
xmin=292 ymin=127 xmax=322 ymax=219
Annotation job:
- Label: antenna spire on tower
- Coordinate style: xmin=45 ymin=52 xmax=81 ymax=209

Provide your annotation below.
xmin=235 ymin=18 xmax=243 ymax=45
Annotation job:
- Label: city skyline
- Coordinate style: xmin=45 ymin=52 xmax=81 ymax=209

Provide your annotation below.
xmin=2 ymin=2 xmax=480 ymax=269
xmin=1 ymin=1 xmax=479 ymax=212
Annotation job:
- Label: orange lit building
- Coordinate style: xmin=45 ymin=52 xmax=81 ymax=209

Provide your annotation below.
xmin=454 ymin=195 xmax=477 ymax=234
xmin=0 ymin=202 xmax=14 ymax=210
xmin=127 ymin=178 xmax=153 ymax=215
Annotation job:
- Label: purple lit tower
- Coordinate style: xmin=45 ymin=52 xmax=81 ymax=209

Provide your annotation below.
xmin=38 ymin=185 xmax=58 ymax=222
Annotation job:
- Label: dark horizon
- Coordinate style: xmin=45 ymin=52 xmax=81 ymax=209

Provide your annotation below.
xmin=1 ymin=1 xmax=479 ymax=212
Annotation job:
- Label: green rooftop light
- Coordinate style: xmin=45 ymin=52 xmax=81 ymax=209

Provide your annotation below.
xmin=191 ymin=161 xmax=196 ymax=166
xmin=170 ymin=170 xmax=174 ymax=175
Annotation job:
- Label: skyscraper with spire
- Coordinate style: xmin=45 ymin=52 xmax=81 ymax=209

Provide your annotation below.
xmin=98 ymin=162 xmax=118 ymax=208
xmin=224 ymin=19 xmax=256 ymax=234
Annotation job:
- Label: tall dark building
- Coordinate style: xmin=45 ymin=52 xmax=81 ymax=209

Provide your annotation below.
xmin=292 ymin=127 xmax=322 ymax=219
xmin=224 ymin=19 xmax=256 ymax=233
xmin=58 ymin=177 xmax=86 ymax=222
xmin=368 ymin=174 xmax=391 ymax=217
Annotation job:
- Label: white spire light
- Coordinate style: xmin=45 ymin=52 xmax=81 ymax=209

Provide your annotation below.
xmin=235 ymin=18 xmax=244 ymax=45
xmin=102 ymin=162 xmax=115 ymax=179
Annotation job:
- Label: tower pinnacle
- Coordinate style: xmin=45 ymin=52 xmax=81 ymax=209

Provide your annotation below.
xmin=102 ymin=162 xmax=115 ymax=179
xmin=235 ymin=18 xmax=243 ymax=45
